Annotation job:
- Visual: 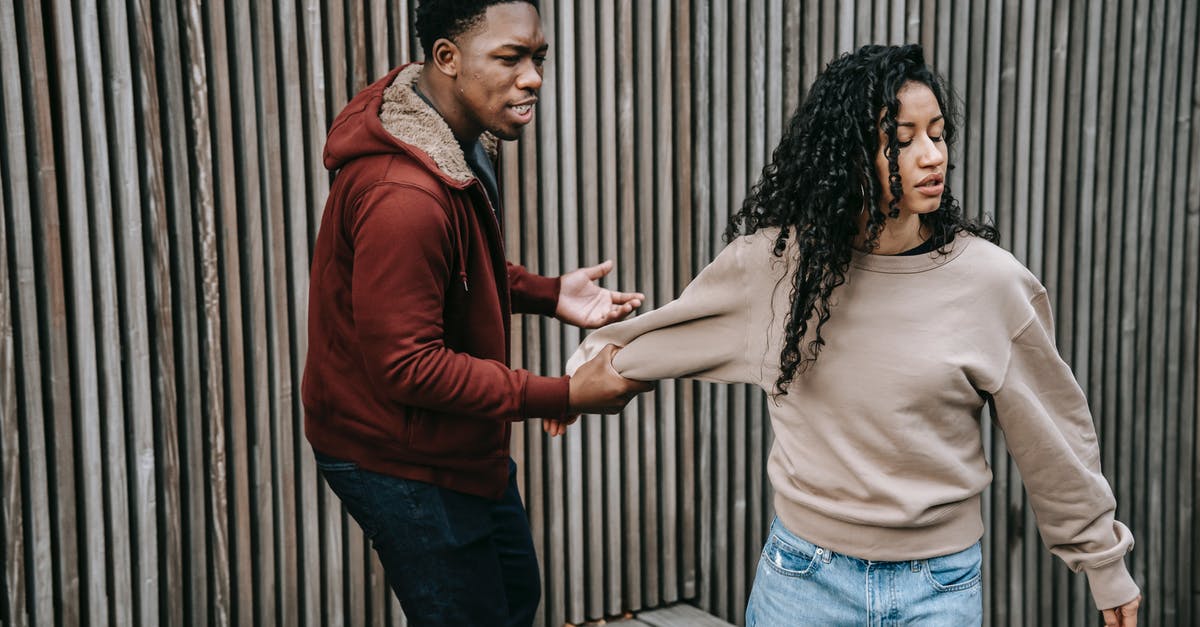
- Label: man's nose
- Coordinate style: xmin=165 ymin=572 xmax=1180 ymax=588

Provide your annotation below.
xmin=517 ymin=62 xmax=543 ymax=91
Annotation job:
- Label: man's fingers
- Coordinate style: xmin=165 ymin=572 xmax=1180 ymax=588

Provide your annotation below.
xmin=609 ymin=291 xmax=645 ymax=306
xmin=1102 ymin=609 xmax=1119 ymax=627
xmin=582 ymin=259 xmax=615 ymax=280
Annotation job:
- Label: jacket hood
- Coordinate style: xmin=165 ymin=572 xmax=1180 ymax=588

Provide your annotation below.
xmin=323 ymin=62 xmax=499 ymax=186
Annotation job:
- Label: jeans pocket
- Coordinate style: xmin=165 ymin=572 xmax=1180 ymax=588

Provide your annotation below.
xmin=313 ymin=450 xmax=359 ymax=473
xmin=762 ymin=532 xmax=824 ymax=577
xmin=923 ymin=542 xmax=982 ymax=592
xmin=315 ymin=454 xmax=381 ymax=540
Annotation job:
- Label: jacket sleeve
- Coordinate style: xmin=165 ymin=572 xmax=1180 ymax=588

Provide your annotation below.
xmin=988 ymin=291 xmax=1139 ymax=610
xmin=350 ymin=183 xmax=569 ymax=421
xmin=565 ymin=239 xmax=755 ymax=385
xmin=507 ymin=262 xmax=561 ymax=316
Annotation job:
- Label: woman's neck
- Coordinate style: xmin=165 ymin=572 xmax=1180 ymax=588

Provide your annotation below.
xmin=854 ymin=210 xmax=929 ymax=255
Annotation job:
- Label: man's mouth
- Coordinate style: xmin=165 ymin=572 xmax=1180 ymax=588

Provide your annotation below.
xmin=510 ymin=101 xmax=536 ymax=116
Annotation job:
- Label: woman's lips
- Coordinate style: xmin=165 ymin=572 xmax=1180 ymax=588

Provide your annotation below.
xmin=915 ymin=183 xmax=944 ymax=196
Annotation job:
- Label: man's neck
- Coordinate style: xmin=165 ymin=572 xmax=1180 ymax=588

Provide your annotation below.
xmin=415 ymin=68 xmax=482 ymax=144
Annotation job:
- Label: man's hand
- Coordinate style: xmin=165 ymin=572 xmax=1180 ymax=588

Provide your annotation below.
xmin=543 ymin=414 xmax=578 ymax=437
xmin=565 ymin=344 xmax=653 ymax=416
xmin=556 ymin=260 xmax=644 ymax=329
xmin=1102 ymin=596 xmax=1140 ymax=627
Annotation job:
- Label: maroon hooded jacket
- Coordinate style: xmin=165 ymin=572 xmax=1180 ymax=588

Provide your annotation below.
xmin=302 ymin=63 xmax=571 ymax=499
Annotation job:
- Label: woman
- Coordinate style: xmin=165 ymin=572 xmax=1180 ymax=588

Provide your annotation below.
xmin=564 ymin=45 xmax=1140 ymax=626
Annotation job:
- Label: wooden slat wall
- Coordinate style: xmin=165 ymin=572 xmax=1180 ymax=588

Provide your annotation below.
xmin=0 ymin=1 xmax=1196 ymax=626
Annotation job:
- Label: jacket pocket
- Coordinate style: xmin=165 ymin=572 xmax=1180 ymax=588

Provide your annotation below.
xmin=405 ymin=409 xmax=507 ymax=458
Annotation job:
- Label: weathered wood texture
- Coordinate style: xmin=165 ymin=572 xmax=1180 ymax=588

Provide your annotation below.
xmin=0 ymin=1 xmax=1196 ymax=626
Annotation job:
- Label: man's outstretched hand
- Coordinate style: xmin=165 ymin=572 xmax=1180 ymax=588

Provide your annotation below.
xmin=556 ymin=260 xmax=644 ymax=329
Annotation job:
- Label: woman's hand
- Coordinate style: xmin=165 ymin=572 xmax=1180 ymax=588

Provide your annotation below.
xmin=1101 ymin=595 xmax=1140 ymax=627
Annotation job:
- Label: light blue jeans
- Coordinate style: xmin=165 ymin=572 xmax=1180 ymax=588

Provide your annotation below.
xmin=746 ymin=518 xmax=983 ymax=626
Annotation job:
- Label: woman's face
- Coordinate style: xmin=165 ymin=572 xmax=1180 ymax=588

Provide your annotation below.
xmin=875 ymin=81 xmax=947 ymax=217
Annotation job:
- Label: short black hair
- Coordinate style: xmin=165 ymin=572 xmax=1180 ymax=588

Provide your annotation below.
xmin=415 ymin=1 xmax=540 ymax=57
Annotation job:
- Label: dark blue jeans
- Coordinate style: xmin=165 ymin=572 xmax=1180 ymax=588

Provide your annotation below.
xmin=314 ymin=452 xmax=541 ymax=627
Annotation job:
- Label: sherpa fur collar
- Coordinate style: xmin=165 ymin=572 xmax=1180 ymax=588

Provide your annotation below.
xmin=380 ymin=64 xmax=500 ymax=185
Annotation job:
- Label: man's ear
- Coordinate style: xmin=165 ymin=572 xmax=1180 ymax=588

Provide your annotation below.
xmin=429 ymin=38 xmax=460 ymax=78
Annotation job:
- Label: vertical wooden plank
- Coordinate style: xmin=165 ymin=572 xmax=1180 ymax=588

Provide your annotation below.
xmin=918 ymin=0 xmax=933 ymax=58
xmin=751 ymin=0 xmax=774 ymax=581
xmin=1023 ymin=1 xmax=1049 ymax=622
xmin=550 ymin=0 xmax=585 ymax=622
xmin=690 ymin=0 xmax=713 ymax=614
xmin=614 ymin=0 xmax=644 ymax=616
xmin=980 ymin=0 xmax=1008 ymax=618
xmin=199 ymin=0 xmax=253 ymax=623
xmin=17 ymin=1 xmax=82 ymax=624
xmin=300 ymin=0 xmax=331 ymax=243
xmin=325 ymin=0 xmax=348 ymax=126
xmin=181 ymin=1 xmax=228 ymax=624
xmin=1171 ymin=7 xmax=1200 ymax=627
xmin=533 ymin=0 xmax=566 ymax=622
xmin=1145 ymin=1 xmax=1181 ymax=622
xmin=78 ymin=0 xmax=137 ymax=621
xmin=1090 ymin=0 xmax=1120 ymax=531
xmin=948 ymin=0 xmax=969 ymax=213
xmin=320 ymin=483 xmax=346 ymax=627
xmin=348 ymin=0 xmax=369 ymax=93
xmin=254 ymin=1 xmax=301 ymax=624
xmin=145 ymin=0 xmax=204 ymax=623
xmin=728 ymin=0 xmax=753 ymax=620
xmin=631 ymin=0 xmax=660 ymax=611
xmin=98 ymin=1 xmax=154 ymax=624
xmin=0 ymin=78 xmax=25 ymax=627
xmin=651 ymin=0 xmax=678 ymax=606
xmin=227 ymin=3 xmax=278 ymax=624
xmin=1123 ymin=0 xmax=1153 ymax=610
xmin=345 ymin=517 xmax=365 ymax=627
xmin=668 ymin=0 xmax=694 ymax=606
xmin=514 ymin=83 xmax=545 ymax=627
xmin=709 ymin=1 xmax=730 ymax=621
xmin=128 ymin=1 xmax=176 ymax=623
xmin=595 ymin=0 xmax=623 ymax=615
xmin=1183 ymin=11 xmax=1200 ymax=624
xmin=674 ymin=0 xmax=700 ymax=605
xmin=369 ymin=0 xmax=387 ymax=79
xmin=43 ymin=1 xmax=110 ymax=624
xmin=1105 ymin=11 xmax=1137 ymax=623
xmin=318 ymin=4 xmax=348 ymax=626
xmin=572 ymin=0 xmax=605 ymax=617
xmin=284 ymin=0 xmax=325 ymax=623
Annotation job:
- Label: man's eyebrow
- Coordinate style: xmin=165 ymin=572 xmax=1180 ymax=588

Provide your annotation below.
xmin=495 ymin=43 xmax=550 ymax=54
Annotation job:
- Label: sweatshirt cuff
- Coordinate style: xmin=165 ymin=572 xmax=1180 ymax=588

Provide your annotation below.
xmin=523 ymin=375 xmax=570 ymax=420
xmin=1085 ymin=558 xmax=1140 ymax=610
xmin=513 ymin=273 xmax=561 ymax=316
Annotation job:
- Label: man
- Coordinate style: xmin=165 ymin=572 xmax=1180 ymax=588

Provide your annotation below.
xmin=301 ymin=1 xmax=650 ymax=624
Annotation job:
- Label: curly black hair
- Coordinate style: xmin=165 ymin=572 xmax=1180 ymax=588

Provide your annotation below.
xmin=726 ymin=44 xmax=999 ymax=395
xmin=415 ymin=0 xmax=539 ymax=57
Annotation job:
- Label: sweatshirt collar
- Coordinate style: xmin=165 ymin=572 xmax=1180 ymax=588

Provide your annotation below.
xmin=850 ymin=232 xmax=973 ymax=274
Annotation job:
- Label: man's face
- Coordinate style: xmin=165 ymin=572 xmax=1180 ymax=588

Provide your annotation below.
xmin=452 ymin=2 xmax=547 ymax=141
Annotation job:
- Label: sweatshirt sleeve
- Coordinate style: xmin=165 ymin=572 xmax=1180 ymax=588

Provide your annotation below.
xmin=507 ymin=262 xmax=561 ymax=316
xmin=988 ymin=291 xmax=1138 ymax=610
xmin=566 ymin=238 xmax=755 ymax=385
xmin=350 ymin=183 xmax=569 ymax=421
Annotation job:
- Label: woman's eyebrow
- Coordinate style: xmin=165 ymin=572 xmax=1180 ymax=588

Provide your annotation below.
xmin=896 ymin=115 xmax=945 ymax=128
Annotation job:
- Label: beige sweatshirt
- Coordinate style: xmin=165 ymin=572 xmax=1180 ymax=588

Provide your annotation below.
xmin=566 ymin=228 xmax=1138 ymax=610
